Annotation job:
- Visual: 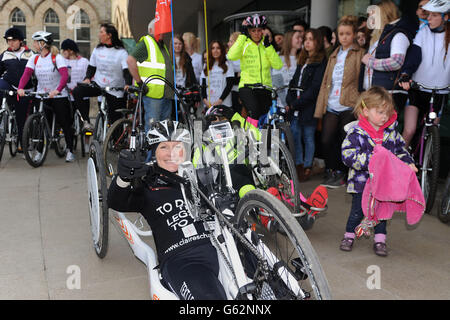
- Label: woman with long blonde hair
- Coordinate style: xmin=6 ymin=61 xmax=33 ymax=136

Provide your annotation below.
xmin=182 ymin=32 xmax=203 ymax=82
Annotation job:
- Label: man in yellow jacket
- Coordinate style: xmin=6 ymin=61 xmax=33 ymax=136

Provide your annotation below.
xmin=127 ymin=19 xmax=174 ymax=131
xmin=227 ymin=14 xmax=283 ymax=126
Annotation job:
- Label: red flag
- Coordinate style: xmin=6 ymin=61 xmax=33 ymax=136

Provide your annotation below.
xmin=154 ymin=0 xmax=172 ymax=41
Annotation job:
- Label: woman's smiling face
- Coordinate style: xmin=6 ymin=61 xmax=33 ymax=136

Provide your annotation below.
xmin=155 ymin=141 xmax=186 ymax=172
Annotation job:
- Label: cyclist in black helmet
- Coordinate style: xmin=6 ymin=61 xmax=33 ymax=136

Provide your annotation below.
xmin=0 ymin=27 xmax=34 ymax=152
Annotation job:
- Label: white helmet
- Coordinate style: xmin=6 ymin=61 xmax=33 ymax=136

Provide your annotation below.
xmin=146 ymin=120 xmax=191 ymax=146
xmin=422 ymin=0 xmax=450 ymax=13
xmin=32 ymin=31 xmax=53 ymax=44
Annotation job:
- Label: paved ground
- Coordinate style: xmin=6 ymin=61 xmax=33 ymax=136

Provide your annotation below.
xmin=0 ymin=149 xmax=449 ymax=300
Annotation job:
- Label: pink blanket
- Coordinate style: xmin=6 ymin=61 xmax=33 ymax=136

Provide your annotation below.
xmin=361 ymin=145 xmax=425 ymax=225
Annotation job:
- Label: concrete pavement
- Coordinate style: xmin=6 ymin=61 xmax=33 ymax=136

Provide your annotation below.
xmin=0 ymin=149 xmax=449 ymax=300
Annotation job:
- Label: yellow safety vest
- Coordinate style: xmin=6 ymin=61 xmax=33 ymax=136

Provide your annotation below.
xmin=137 ymin=35 xmax=168 ymax=99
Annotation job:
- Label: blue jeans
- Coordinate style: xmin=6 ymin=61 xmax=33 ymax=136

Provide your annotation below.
xmin=142 ymin=96 xmax=172 ymax=132
xmin=346 ymin=193 xmax=387 ymax=235
xmin=290 ymin=118 xmax=316 ymax=168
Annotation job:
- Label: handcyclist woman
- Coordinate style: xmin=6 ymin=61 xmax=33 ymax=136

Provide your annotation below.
xmin=227 ymin=13 xmax=283 ymax=126
xmin=108 ymin=120 xmax=227 ymax=300
xmin=0 ymin=28 xmax=34 ymax=152
xmin=17 ymin=31 xmax=75 ymax=162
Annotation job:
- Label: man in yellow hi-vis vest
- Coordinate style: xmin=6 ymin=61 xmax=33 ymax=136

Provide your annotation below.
xmin=127 ymin=18 xmax=174 ymax=131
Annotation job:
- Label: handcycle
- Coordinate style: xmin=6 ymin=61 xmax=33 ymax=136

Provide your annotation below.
xmin=75 ymin=82 xmax=125 ymax=144
xmin=86 ymin=120 xmax=332 ymax=300
xmin=408 ymin=81 xmax=450 ymax=213
xmin=0 ymin=89 xmax=19 ymax=162
xmin=21 ymin=92 xmax=67 ymax=167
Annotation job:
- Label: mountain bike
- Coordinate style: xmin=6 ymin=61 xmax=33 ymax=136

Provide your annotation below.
xmin=409 ymin=81 xmax=450 ymax=213
xmin=0 ymin=89 xmax=19 ymax=161
xmin=21 ymin=92 xmax=67 ymax=167
xmin=86 ymin=121 xmax=332 ymax=300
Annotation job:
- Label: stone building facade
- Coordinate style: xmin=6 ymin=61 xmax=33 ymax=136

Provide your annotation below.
xmin=0 ymin=0 xmax=111 ymax=58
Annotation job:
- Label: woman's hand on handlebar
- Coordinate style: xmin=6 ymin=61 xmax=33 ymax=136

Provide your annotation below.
xmin=49 ymin=89 xmax=60 ymax=99
xmin=17 ymin=89 xmax=25 ymax=97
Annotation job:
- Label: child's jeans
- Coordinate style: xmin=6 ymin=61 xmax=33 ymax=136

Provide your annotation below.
xmin=346 ymin=193 xmax=386 ymax=235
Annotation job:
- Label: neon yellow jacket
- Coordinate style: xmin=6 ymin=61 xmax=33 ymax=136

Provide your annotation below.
xmin=227 ymin=35 xmax=282 ymax=89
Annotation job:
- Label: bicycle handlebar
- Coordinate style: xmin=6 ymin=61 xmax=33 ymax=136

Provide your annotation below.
xmin=243 ymin=83 xmax=303 ymax=93
xmin=411 ymin=81 xmax=450 ymax=91
xmin=76 ymin=81 xmax=125 ymax=93
xmin=0 ymin=89 xmax=17 ymax=96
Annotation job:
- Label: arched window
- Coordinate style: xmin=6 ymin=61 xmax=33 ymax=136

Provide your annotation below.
xmin=73 ymin=9 xmax=91 ymax=58
xmin=44 ymin=9 xmax=60 ymax=48
xmin=10 ymin=8 xmax=26 ymax=42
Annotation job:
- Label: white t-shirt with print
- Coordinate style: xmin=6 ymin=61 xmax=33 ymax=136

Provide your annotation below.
xmin=65 ymin=56 xmax=89 ymax=100
xmin=26 ymin=53 xmax=68 ymax=97
xmin=327 ymin=47 xmax=351 ymax=113
xmin=201 ymin=61 xmax=234 ymax=107
xmin=90 ymin=46 xmax=128 ymax=98
xmin=190 ymin=52 xmax=203 ymax=83
xmin=272 ymin=55 xmax=297 ymax=107
xmin=175 ymin=55 xmax=186 ymax=89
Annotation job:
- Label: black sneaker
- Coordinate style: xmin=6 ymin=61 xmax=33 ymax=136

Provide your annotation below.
xmin=322 ymin=171 xmax=346 ymax=189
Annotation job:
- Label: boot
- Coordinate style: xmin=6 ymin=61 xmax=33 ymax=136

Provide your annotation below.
xmin=296 ymin=164 xmax=305 ymax=182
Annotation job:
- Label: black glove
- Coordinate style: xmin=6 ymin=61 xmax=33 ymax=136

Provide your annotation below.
xmin=240 ymin=23 xmax=249 ymax=38
xmin=263 ymin=36 xmax=271 ymax=48
xmin=398 ymin=73 xmax=411 ymax=84
xmin=218 ymin=105 xmax=236 ymax=120
xmin=137 ymin=81 xmax=149 ymax=95
xmin=117 ymin=149 xmax=148 ymax=182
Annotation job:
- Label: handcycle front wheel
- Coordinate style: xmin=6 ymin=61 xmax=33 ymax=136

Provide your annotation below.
xmin=421 ymin=125 xmax=440 ymax=213
xmin=103 ymin=118 xmax=132 ymax=178
xmin=87 ymin=140 xmax=109 ymax=258
xmin=22 ymin=113 xmax=49 ymax=168
xmin=233 ymin=189 xmax=332 ymax=300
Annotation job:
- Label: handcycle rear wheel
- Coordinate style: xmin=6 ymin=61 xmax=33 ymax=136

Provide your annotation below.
xmin=22 ymin=113 xmax=49 ymax=168
xmin=87 ymin=140 xmax=109 ymax=258
xmin=421 ymin=125 xmax=440 ymax=213
xmin=233 ymin=189 xmax=331 ymax=300
xmin=103 ymin=118 xmax=132 ymax=177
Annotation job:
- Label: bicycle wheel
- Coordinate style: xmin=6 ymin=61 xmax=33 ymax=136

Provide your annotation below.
xmin=54 ymin=125 xmax=67 ymax=158
xmin=102 ymin=118 xmax=132 ymax=177
xmin=233 ymin=189 xmax=331 ymax=300
xmin=8 ymin=115 xmax=18 ymax=157
xmin=421 ymin=125 xmax=440 ymax=213
xmin=261 ymin=136 xmax=301 ymax=214
xmin=93 ymin=113 xmax=105 ymax=143
xmin=0 ymin=112 xmax=7 ymax=161
xmin=87 ymin=140 xmax=109 ymax=258
xmin=438 ymin=175 xmax=450 ymax=223
xmin=22 ymin=113 xmax=49 ymax=168
xmin=276 ymin=122 xmax=295 ymax=157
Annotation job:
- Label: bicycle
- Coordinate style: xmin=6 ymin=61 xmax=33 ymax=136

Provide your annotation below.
xmin=409 ymin=81 xmax=450 ymax=213
xmin=21 ymin=92 xmax=67 ymax=168
xmin=65 ymin=87 xmax=91 ymax=158
xmin=76 ymin=82 xmax=125 ymax=144
xmin=0 ymin=89 xmax=19 ymax=162
xmin=438 ymin=173 xmax=449 ymax=223
xmin=177 ymin=85 xmax=202 ymax=121
xmin=86 ymin=120 xmax=332 ymax=300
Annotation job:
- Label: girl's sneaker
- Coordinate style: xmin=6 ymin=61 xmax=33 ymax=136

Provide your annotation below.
xmin=373 ymin=242 xmax=388 ymax=257
xmin=65 ymin=151 xmax=76 ymax=162
xmin=339 ymin=237 xmax=354 ymax=252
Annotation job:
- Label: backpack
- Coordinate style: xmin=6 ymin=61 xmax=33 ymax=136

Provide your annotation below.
xmin=34 ymin=54 xmax=58 ymax=72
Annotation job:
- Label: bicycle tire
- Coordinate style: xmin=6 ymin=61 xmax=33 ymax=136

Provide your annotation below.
xmin=276 ymin=122 xmax=295 ymax=157
xmin=262 ymin=136 xmax=301 ymax=214
xmin=102 ymin=118 xmax=132 ymax=178
xmin=0 ymin=112 xmax=7 ymax=162
xmin=87 ymin=140 xmax=109 ymax=258
xmin=233 ymin=189 xmax=332 ymax=300
xmin=22 ymin=113 xmax=49 ymax=168
xmin=438 ymin=175 xmax=450 ymax=223
xmin=54 ymin=126 xmax=67 ymax=158
xmin=8 ymin=115 xmax=18 ymax=157
xmin=93 ymin=113 xmax=105 ymax=143
xmin=421 ymin=125 xmax=440 ymax=213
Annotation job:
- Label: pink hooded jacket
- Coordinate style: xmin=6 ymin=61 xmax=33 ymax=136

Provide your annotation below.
xmin=361 ymin=145 xmax=425 ymax=225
